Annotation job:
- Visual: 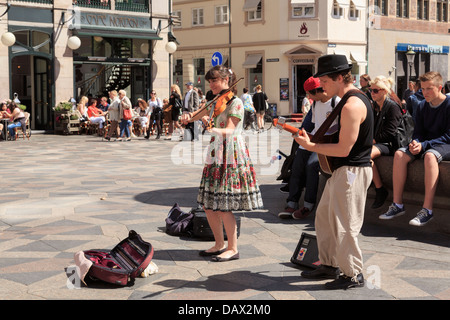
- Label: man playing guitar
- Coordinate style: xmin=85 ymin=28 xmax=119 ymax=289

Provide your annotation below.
xmin=294 ymin=55 xmax=373 ymax=290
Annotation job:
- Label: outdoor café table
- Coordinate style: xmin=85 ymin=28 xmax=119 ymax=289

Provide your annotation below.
xmin=0 ymin=118 xmax=9 ymax=140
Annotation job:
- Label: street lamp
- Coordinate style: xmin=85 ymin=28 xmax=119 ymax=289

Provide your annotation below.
xmin=165 ymin=41 xmax=177 ymax=54
xmin=405 ymin=49 xmax=416 ymax=82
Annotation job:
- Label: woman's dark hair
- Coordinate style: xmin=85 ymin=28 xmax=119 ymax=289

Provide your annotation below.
xmin=205 ymin=65 xmax=237 ymax=94
xmin=444 ymin=81 xmax=450 ymax=94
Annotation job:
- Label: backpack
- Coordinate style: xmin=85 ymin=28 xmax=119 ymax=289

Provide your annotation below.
xmin=392 ymin=104 xmax=414 ymax=150
xmin=165 ymin=203 xmax=194 ymax=236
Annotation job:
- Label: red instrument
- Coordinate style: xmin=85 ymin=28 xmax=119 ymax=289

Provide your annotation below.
xmin=273 ymin=117 xmax=337 ymax=175
xmin=189 ymin=77 xmax=243 ymax=129
xmin=273 ymin=118 xmax=304 ymax=136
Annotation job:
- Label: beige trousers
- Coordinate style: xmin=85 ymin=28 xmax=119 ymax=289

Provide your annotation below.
xmin=315 ymin=166 xmax=372 ymax=278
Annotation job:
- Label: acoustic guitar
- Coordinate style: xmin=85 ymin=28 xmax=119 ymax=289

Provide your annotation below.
xmin=273 ymin=117 xmax=338 ymax=175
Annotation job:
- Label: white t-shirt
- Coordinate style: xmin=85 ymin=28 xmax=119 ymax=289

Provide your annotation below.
xmin=299 ymin=96 xmax=340 ymax=150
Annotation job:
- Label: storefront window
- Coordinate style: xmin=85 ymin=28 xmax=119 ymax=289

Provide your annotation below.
xmin=132 ymin=38 xmax=150 ymax=58
xmin=32 ymin=31 xmax=51 ymax=54
xmin=249 ymin=59 xmax=263 ymax=92
xmin=93 ymin=37 xmax=112 ymax=57
xmin=74 ymin=36 xmax=92 ymax=57
xmin=194 ymin=58 xmax=205 ymax=93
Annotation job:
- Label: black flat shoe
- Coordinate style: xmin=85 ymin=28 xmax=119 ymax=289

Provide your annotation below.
xmin=301 ymin=265 xmax=340 ymax=280
xmin=199 ymin=248 xmax=226 ymax=257
xmin=324 ymin=273 xmax=364 ymax=290
xmin=211 ymin=252 xmax=239 ymax=262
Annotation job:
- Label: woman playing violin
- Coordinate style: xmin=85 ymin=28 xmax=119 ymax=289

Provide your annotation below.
xmin=181 ymin=65 xmax=263 ymax=262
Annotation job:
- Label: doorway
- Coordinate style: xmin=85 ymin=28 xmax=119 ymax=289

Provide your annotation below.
xmin=11 ymin=55 xmax=51 ymax=130
xmin=293 ymin=65 xmax=313 ymax=113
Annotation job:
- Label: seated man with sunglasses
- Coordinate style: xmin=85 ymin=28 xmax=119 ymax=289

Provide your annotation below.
xmin=278 ymin=77 xmax=340 ymax=219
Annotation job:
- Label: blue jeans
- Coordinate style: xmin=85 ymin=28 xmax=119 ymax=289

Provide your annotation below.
xmin=120 ymin=119 xmax=131 ymax=138
xmin=286 ymin=148 xmax=320 ymax=209
xmin=8 ymin=121 xmax=23 ymax=138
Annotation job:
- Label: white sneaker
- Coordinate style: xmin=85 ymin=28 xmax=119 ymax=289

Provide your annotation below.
xmin=409 ymin=208 xmax=433 ymax=227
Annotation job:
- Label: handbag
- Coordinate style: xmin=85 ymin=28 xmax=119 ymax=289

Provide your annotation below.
xmin=123 ymin=108 xmax=132 ymax=120
xmin=165 ymin=203 xmax=194 ymax=236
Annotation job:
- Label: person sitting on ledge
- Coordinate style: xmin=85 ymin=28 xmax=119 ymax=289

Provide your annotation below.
xmin=379 ymin=71 xmax=450 ymax=226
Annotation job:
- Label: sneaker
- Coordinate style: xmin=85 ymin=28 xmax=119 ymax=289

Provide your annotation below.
xmin=279 ymin=184 xmax=289 ymax=193
xmin=371 ymin=186 xmax=388 ymax=209
xmin=292 ymin=207 xmax=312 ymax=220
xmin=278 ymin=207 xmax=295 ymax=219
xmin=379 ymin=203 xmax=405 ymax=220
xmin=324 ymin=273 xmax=364 ymax=290
xmin=409 ymin=208 xmax=433 ymax=227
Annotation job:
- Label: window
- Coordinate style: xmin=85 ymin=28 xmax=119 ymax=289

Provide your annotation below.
xmin=349 ymin=2 xmax=360 ymax=19
xmin=436 ymin=0 xmax=448 ymax=22
xmin=215 ymin=5 xmax=229 ymax=24
xmin=292 ymin=2 xmax=315 ymax=18
xmin=374 ymin=0 xmax=388 ymax=15
xmin=192 ymin=8 xmax=204 ymax=26
xmin=174 ymin=59 xmax=183 ymax=76
xmin=332 ymin=0 xmax=344 ymax=18
xmin=417 ymin=0 xmax=429 ymax=20
xmin=247 ymin=1 xmax=262 ymax=21
xmin=396 ymin=0 xmax=409 ymax=18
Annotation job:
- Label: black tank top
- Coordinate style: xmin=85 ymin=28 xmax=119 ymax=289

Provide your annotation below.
xmin=333 ymin=91 xmax=374 ymax=169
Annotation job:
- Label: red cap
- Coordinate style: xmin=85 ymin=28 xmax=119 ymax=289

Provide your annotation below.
xmin=303 ymin=77 xmax=321 ymax=92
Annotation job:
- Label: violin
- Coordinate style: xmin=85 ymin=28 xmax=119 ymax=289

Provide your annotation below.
xmin=188 ymin=77 xmax=243 ymax=129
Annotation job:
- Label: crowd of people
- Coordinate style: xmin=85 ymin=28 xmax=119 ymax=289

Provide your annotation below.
xmin=73 ymin=80 xmax=270 ymax=142
xmin=279 ymin=68 xmax=450 ymax=230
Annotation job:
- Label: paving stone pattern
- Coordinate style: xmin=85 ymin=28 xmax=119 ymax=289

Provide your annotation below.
xmin=0 ymin=132 xmax=449 ymax=300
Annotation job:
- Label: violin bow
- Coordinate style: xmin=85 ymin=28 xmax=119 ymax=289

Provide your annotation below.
xmin=189 ymin=77 xmax=243 ymax=125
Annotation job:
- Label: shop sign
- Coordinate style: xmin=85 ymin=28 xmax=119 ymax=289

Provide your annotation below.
xmin=292 ymin=58 xmax=314 ymax=64
xmin=397 ymin=43 xmax=449 ymax=54
xmin=79 ymin=12 xmax=151 ymax=30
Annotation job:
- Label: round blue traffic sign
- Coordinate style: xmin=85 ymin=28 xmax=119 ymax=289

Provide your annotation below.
xmin=211 ymin=52 xmax=223 ymax=67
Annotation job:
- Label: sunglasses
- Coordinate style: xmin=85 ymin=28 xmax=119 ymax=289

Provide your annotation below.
xmin=308 ymin=87 xmax=324 ymax=95
xmin=369 ymin=88 xmax=383 ymax=94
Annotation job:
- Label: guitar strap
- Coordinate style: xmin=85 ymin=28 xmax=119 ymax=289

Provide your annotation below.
xmin=310 ymin=89 xmax=365 ymax=143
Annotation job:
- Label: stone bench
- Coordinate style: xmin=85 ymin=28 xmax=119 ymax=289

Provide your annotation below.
xmin=314 ymin=157 xmax=450 ymax=234
xmin=372 ymin=156 xmax=450 ymax=210
xmin=364 ymin=156 xmax=450 ymax=234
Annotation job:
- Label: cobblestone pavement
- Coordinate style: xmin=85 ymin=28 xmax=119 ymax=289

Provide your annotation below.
xmin=0 ymin=131 xmax=449 ymax=301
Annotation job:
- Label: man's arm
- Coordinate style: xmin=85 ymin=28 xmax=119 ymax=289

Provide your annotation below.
xmin=295 ymin=96 xmax=366 ymax=157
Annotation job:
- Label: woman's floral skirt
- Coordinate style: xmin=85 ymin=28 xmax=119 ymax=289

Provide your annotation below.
xmin=197 ymin=135 xmax=264 ymax=212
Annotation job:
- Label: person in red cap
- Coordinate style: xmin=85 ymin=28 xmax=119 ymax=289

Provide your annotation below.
xmin=278 ymin=76 xmax=340 ymax=219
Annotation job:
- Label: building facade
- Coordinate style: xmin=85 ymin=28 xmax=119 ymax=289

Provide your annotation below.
xmin=367 ymin=0 xmax=450 ymax=97
xmin=0 ymin=0 xmax=174 ymax=131
xmin=172 ymin=0 xmax=368 ymax=115
xmin=172 ymin=0 xmax=449 ymax=115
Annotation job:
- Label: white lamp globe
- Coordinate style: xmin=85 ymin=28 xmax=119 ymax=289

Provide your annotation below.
xmin=140 ymin=43 xmax=149 ymax=55
xmin=165 ymin=41 xmax=177 ymax=54
xmin=1 ymin=32 xmax=16 ymax=47
xmin=67 ymin=36 xmax=81 ymax=50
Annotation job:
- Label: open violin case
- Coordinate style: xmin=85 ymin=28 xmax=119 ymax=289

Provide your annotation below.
xmin=76 ymin=230 xmax=154 ymax=286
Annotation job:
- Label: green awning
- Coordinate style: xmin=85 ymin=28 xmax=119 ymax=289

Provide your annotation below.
xmin=76 ymin=27 xmax=162 ymax=41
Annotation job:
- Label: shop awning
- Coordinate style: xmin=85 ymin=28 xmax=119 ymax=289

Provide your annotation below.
xmin=242 ymin=54 xmax=262 ymax=69
xmin=335 ymin=0 xmax=350 ymax=9
xmin=350 ymin=51 xmax=367 ymax=64
xmin=243 ymin=0 xmax=261 ymax=11
xmin=350 ymin=0 xmax=366 ymax=9
xmin=76 ymin=27 xmax=163 ymax=41
xmin=291 ymin=0 xmax=315 ymax=5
